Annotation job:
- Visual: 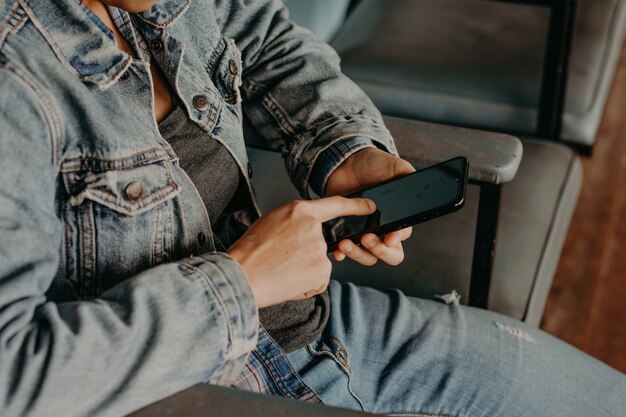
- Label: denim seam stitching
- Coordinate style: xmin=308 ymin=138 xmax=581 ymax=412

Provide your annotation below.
xmin=178 ymin=259 xmax=238 ymax=353
xmin=291 ymin=132 xmax=394 ymax=199
xmin=18 ymin=0 xmax=81 ymax=80
xmin=252 ymin=336 xmax=322 ymax=402
xmin=63 ymin=216 xmax=70 ymax=283
xmin=151 ymin=204 xmax=163 ymax=266
xmin=287 ymin=113 xmax=396 ymax=167
xmin=71 ymin=181 xmax=179 ymax=212
xmin=167 ymin=201 xmax=174 ymax=260
xmin=0 ymin=2 xmax=28 ymax=47
xmin=241 ymin=78 xmax=301 ymax=137
xmin=0 ymin=57 xmax=63 ymax=169
xmin=260 ymin=93 xmax=301 ymax=138
xmin=306 ymin=343 xmax=367 ymax=411
xmin=206 ymin=37 xmax=226 ymax=77
xmin=77 ymin=203 xmax=86 ymax=299
xmin=250 ymin=350 xmax=293 ymax=399
xmin=134 ymin=0 xmax=191 ymax=29
xmin=86 ymin=201 xmax=97 ymax=295
xmin=60 ymin=149 xmax=171 ymax=172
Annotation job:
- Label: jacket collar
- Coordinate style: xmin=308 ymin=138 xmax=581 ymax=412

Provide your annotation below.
xmin=135 ymin=0 xmax=191 ymax=29
xmin=18 ymin=0 xmax=189 ymax=88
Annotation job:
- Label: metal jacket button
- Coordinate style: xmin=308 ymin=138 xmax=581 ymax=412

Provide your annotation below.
xmin=193 ymin=95 xmax=209 ymax=112
xmin=151 ymin=39 xmax=164 ymax=53
xmin=228 ymin=59 xmax=239 ymax=75
xmin=124 ymin=181 xmax=144 ymax=201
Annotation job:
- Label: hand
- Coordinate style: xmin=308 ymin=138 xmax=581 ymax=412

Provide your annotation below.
xmin=325 ymin=147 xmax=415 ymax=266
xmin=228 ymin=196 xmax=376 ymax=308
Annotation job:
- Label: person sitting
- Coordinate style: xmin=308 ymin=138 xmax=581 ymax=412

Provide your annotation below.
xmin=0 ymin=1 xmax=624 ymax=416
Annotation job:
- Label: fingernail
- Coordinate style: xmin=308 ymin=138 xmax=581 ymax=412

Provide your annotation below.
xmin=364 ymin=239 xmax=375 ymax=248
xmin=342 ymin=243 xmax=352 ymax=253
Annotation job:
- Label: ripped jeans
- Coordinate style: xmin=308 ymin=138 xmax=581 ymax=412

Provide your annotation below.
xmin=282 ymin=281 xmax=626 ymax=416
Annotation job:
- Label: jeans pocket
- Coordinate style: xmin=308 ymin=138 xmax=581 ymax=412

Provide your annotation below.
xmin=307 ymin=336 xmax=366 ymax=412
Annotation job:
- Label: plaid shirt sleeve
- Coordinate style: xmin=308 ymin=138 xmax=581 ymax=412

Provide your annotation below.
xmin=308 ymin=137 xmax=377 ymax=197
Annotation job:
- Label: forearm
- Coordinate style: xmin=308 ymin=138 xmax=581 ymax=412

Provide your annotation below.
xmin=218 ymin=0 xmax=396 ymax=197
xmin=1 ymin=242 xmax=258 ymax=417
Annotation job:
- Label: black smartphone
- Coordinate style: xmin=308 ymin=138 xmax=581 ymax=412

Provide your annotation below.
xmin=325 ymin=156 xmax=469 ymax=252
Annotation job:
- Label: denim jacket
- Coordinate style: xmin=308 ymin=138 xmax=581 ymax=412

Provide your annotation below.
xmin=0 ymin=0 xmax=396 ymax=416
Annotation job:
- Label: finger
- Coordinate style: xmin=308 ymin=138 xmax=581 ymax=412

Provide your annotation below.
xmin=362 ymin=234 xmax=405 ymax=266
xmin=333 ymin=250 xmax=346 ymax=262
xmin=384 ymin=227 xmax=413 ymax=246
xmin=307 ymin=196 xmax=376 ymax=222
xmin=383 ymin=230 xmax=404 ymax=246
xmin=338 ymin=239 xmax=378 ymax=266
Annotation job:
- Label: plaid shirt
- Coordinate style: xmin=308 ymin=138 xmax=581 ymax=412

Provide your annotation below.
xmin=232 ymin=327 xmax=322 ymax=402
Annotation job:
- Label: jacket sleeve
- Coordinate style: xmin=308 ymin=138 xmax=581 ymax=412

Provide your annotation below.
xmin=215 ymin=0 xmax=398 ymax=198
xmin=0 ymin=67 xmax=258 ymax=417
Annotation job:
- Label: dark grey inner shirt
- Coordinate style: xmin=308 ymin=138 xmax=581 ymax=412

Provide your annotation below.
xmin=158 ymin=105 xmax=329 ymax=353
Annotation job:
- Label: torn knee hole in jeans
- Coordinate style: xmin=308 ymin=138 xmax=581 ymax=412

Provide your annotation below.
xmin=435 ymin=290 xmax=461 ymax=305
xmin=494 ymin=322 xmax=536 ymax=343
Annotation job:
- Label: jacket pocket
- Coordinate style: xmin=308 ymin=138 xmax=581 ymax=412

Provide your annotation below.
xmin=62 ymin=155 xmax=180 ymax=216
xmin=60 ymin=153 xmax=182 ymax=297
xmin=206 ymin=37 xmax=243 ymax=105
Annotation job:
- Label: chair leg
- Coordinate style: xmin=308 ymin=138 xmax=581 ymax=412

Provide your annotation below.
xmin=468 ymin=183 xmax=502 ymax=309
xmin=536 ymin=0 xmax=577 ymax=139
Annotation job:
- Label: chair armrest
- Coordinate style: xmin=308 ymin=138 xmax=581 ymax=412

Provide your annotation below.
xmin=127 ymin=384 xmax=372 ymax=417
xmin=244 ymin=116 xmax=523 ymax=185
xmin=384 ymin=116 xmax=523 ymax=184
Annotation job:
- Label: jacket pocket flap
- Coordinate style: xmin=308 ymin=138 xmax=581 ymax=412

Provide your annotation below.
xmin=62 ymin=159 xmax=180 ymax=216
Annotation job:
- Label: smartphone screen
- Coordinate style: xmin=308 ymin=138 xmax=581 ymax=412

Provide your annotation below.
xmin=326 ymin=157 xmax=468 ymax=251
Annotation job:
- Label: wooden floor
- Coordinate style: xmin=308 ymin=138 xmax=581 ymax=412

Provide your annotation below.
xmin=540 ymin=42 xmax=626 ymax=373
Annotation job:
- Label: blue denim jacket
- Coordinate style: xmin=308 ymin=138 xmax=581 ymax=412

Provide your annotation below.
xmin=0 ymin=0 xmax=396 ymax=416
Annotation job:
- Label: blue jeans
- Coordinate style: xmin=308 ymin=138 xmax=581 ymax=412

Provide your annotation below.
xmin=285 ymin=281 xmax=626 ymax=416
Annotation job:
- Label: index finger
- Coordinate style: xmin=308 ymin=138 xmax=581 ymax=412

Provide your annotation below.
xmin=308 ymin=195 xmax=376 ymax=222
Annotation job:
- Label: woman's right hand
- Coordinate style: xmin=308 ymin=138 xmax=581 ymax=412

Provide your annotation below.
xmin=228 ymin=196 xmax=376 ymax=308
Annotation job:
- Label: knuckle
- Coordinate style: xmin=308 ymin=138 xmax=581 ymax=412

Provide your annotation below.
xmin=321 ymin=258 xmax=333 ymax=276
xmin=289 ymin=200 xmax=307 ymax=215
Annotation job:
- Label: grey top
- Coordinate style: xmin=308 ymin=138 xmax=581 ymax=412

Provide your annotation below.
xmin=158 ymin=105 xmax=329 ymax=353
xmin=158 ymin=105 xmax=240 ymax=227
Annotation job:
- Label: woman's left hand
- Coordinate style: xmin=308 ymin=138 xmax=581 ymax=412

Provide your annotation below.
xmin=325 ymin=147 xmax=415 ymax=266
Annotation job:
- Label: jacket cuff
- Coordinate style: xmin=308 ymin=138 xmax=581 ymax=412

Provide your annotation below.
xmin=179 ymin=253 xmax=259 ymax=361
xmin=287 ymin=114 xmax=398 ymax=199
xmin=308 ymin=137 xmax=376 ymax=197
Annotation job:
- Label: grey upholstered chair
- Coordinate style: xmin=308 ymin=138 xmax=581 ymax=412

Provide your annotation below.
xmin=298 ymin=0 xmax=626 ymax=150
xmin=259 ymin=0 xmax=583 ymax=326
